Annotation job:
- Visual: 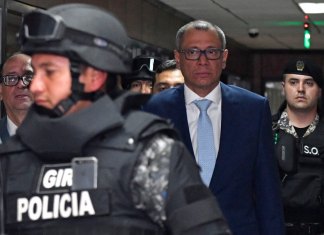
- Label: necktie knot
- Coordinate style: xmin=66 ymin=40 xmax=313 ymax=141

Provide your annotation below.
xmin=194 ymin=99 xmax=212 ymax=112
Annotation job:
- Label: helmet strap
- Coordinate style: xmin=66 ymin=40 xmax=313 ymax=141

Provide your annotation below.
xmin=48 ymin=61 xmax=104 ymax=117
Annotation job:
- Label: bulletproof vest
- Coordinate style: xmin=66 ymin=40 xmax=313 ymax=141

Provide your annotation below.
xmin=0 ymin=95 xmax=177 ymax=235
xmin=274 ymin=119 xmax=324 ymax=218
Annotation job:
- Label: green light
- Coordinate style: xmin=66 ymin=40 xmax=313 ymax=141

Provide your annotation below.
xmin=265 ymin=20 xmax=324 ymax=27
xmin=304 ymin=29 xmax=311 ymax=49
xmin=313 ymin=20 xmax=324 ymax=26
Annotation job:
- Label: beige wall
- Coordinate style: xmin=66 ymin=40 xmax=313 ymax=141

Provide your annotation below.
xmin=16 ymin=0 xmax=192 ymax=51
xmin=13 ymin=0 xmax=324 ymax=98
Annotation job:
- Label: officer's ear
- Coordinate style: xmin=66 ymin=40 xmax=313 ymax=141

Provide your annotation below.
xmin=174 ymin=49 xmax=180 ymax=66
xmin=80 ymin=66 xmax=107 ymax=92
xmin=222 ymin=49 xmax=228 ymax=69
xmin=90 ymin=68 xmax=107 ymax=91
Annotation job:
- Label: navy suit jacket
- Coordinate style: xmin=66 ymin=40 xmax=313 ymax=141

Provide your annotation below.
xmin=144 ymin=83 xmax=285 ymax=235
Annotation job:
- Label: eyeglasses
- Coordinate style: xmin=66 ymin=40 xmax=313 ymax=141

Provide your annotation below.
xmin=179 ymin=48 xmax=224 ymax=60
xmin=132 ymin=57 xmax=162 ymax=73
xmin=1 ymin=74 xmax=33 ymax=87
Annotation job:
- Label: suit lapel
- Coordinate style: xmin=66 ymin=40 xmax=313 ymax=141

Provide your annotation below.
xmin=172 ymin=86 xmax=194 ymax=156
xmin=210 ymin=83 xmax=239 ymax=190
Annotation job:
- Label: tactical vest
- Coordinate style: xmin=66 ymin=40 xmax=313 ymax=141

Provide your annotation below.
xmin=274 ymin=119 xmax=324 ymax=222
xmin=1 ymin=109 xmax=177 ymax=235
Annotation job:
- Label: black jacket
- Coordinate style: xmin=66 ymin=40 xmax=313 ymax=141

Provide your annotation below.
xmin=0 ymin=93 xmax=231 ymax=235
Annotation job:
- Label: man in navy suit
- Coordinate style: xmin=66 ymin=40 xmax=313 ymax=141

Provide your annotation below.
xmin=0 ymin=53 xmax=33 ymax=143
xmin=144 ymin=20 xmax=284 ymax=235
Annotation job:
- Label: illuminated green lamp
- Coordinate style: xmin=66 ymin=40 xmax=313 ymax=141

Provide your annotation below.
xmin=304 ymin=22 xmax=311 ymax=49
xmin=304 ymin=29 xmax=311 ymax=48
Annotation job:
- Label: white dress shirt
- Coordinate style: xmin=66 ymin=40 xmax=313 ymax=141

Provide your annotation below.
xmin=184 ymin=84 xmax=222 ymax=164
xmin=7 ymin=116 xmax=18 ymax=136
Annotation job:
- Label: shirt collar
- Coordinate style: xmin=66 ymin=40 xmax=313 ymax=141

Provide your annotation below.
xmin=184 ymin=83 xmax=221 ymax=105
xmin=7 ymin=116 xmax=18 ymax=136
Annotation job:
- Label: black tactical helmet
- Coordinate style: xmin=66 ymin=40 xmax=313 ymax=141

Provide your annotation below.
xmin=18 ymin=3 xmax=131 ymax=74
xmin=122 ymin=55 xmax=162 ymax=89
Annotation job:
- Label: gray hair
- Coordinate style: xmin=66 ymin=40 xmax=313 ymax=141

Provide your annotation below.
xmin=175 ymin=20 xmax=226 ymax=50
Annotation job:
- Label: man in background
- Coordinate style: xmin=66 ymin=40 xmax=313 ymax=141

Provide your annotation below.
xmin=153 ymin=59 xmax=184 ymax=93
xmin=0 ymin=53 xmax=33 ymax=143
xmin=122 ymin=55 xmax=161 ymax=94
xmin=273 ymin=58 xmax=324 ymax=235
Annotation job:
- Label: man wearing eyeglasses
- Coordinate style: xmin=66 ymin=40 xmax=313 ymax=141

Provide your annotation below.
xmin=144 ymin=20 xmax=284 ymax=235
xmin=0 ymin=53 xmax=33 ymax=143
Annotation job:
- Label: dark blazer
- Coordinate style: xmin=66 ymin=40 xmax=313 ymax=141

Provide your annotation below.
xmin=144 ymin=83 xmax=285 ymax=235
xmin=0 ymin=116 xmax=10 ymax=143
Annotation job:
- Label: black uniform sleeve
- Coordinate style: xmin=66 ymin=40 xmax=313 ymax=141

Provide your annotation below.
xmin=130 ymin=133 xmax=231 ymax=234
xmin=131 ymin=134 xmax=172 ymax=227
xmin=165 ymin=140 xmax=231 ymax=235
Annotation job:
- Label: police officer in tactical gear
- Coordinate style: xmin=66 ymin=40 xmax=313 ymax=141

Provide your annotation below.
xmin=122 ymin=55 xmax=162 ymax=94
xmin=273 ymin=58 xmax=324 ymax=235
xmin=0 ymin=3 xmax=231 ymax=235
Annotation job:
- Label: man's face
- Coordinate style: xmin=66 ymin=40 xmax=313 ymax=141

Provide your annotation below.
xmin=1 ymin=54 xmax=33 ymax=116
xmin=283 ymin=74 xmax=321 ymax=113
xmin=153 ymin=69 xmax=184 ymax=93
xmin=30 ymin=54 xmax=72 ymax=110
xmin=130 ymin=80 xmax=153 ymax=94
xmin=174 ymin=28 xmax=228 ymax=97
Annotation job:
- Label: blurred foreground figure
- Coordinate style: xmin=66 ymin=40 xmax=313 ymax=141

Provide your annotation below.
xmin=0 ymin=3 xmax=231 ymax=235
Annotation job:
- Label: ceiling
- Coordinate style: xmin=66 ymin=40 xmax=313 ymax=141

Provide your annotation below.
xmin=158 ymin=0 xmax=324 ymax=50
xmin=4 ymin=0 xmax=324 ymax=51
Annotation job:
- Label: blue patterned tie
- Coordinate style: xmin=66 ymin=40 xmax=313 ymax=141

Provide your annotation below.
xmin=194 ymin=99 xmax=216 ymax=186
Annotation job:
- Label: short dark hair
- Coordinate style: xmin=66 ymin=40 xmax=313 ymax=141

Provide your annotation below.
xmin=156 ymin=59 xmax=178 ymax=74
xmin=175 ymin=20 xmax=226 ymax=50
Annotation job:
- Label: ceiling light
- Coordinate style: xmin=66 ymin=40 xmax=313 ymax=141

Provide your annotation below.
xmin=299 ymin=2 xmax=324 ymax=14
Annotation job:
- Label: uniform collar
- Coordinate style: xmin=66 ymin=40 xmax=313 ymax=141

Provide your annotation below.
xmin=277 ymin=110 xmax=319 ymax=138
xmin=184 ymin=83 xmax=221 ymax=106
xmin=17 ymin=94 xmax=124 ymax=160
